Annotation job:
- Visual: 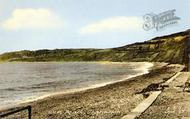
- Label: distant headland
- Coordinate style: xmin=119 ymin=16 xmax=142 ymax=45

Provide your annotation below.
xmin=1 ymin=29 xmax=190 ymax=66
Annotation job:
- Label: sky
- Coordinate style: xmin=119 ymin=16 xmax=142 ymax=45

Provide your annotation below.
xmin=0 ymin=0 xmax=190 ymax=53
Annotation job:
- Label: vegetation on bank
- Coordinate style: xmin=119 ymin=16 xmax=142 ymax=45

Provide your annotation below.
xmin=0 ymin=29 xmax=189 ymax=64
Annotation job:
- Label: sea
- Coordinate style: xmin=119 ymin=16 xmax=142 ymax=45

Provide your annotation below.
xmin=0 ymin=62 xmax=153 ymax=108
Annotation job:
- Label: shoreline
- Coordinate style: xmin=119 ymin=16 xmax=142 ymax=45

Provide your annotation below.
xmin=0 ymin=62 xmax=183 ymax=119
xmin=0 ymin=62 xmax=155 ymax=110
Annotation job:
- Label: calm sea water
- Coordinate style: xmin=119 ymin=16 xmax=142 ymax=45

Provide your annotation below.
xmin=0 ymin=62 xmax=153 ymax=108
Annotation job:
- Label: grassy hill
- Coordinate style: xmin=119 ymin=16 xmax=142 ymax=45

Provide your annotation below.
xmin=0 ymin=29 xmax=190 ymax=65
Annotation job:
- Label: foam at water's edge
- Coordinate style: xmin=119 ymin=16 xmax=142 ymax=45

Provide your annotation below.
xmin=90 ymin=62 xmax=154 ymax=87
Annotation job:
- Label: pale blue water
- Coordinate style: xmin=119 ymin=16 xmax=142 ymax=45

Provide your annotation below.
xmin=0 ymin=62 xmax=152 ymax=108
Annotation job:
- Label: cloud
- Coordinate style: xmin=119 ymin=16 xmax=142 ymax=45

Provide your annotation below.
xmin=79 ymin=16 xmax=143 ymax=34
xmin=1 ymin=8 xmax=64 ymax=30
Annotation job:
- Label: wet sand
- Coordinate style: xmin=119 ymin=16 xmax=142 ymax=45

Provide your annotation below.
xmin=1 ymin=63 xmax=184 ymax=119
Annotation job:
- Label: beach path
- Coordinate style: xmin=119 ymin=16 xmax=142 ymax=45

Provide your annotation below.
xmin=138 ymin=72 xmax=190 ymax=119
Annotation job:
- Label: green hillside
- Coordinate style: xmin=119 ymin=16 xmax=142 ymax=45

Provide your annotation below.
xmin=0 ymin=29 xmax=190 ymax=65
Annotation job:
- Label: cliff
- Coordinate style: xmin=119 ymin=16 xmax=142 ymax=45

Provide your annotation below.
xmin=0 ymin=29 xmax=190 ymax=65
